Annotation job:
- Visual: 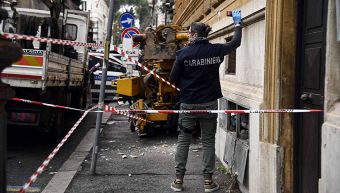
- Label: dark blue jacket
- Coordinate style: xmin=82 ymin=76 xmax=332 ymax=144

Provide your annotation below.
xmin=170 ymin=26 xmax=242 ymax=104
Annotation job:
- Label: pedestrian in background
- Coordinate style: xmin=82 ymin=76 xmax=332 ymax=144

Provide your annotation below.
xmin=169 ymin=10 xmax=242 ymax=192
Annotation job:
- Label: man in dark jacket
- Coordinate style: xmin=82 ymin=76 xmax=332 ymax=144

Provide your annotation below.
xmin=170 ymin=10 xmax=242 ymax=192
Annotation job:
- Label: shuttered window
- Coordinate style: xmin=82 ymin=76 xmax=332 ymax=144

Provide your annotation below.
xmin=224 ymin=36 xmax=236 ymax=75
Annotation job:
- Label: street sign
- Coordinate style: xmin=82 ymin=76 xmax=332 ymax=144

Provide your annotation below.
xmin=119 ymin=12 xmax=135 ymax=28
xmin=120 ymin=27 xmax=140 ymax=39
xmin=121 ymin=27 xmax=141 ymax=48
xmin=123 ymin=38 xmax=133 ymax=50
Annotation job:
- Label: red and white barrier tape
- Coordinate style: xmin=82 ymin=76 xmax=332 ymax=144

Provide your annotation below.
xmin=19 ymin=105 xmax=97 ymax=193
xmin=10 ymin=98 xmax=85 ymax=112
xmin=104 ymin=105 xmax=151 ymax=123
xmin=10 ymin=97 xmax=323 ymax=114
xmin=10 ymin=97 xmax=149 ymax=122
xmin=1 ymin=32 xmax=103 ymax=48
xmin=111 ymin=46 xmax=180 ymax=91
xmin=103 ymin=108 xmax=323 ymax=114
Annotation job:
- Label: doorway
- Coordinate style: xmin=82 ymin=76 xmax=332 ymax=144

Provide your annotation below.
xmin=295 ymin=0 xmax=328 ymax=193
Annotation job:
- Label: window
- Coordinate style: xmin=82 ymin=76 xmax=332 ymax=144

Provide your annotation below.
xmin=227 ymin=102 xmax=249 ymax=140
xmin=227 ymin=102 xmax=237 ymax=132
xmin=80 ymin=1 xmax=87 ymax=11
xmin=220 ymin=98 xmax=249 ymax=186
xmin=224 ymin=36 xmax=236 ymax=74
xmin=219 ymin=98 xmax=249 ymax=140
xmin=65 ymin=24 xmax=77 ymax=41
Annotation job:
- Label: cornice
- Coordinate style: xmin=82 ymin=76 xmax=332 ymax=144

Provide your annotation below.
xmin=175 ymin=0 xmax=202 ymax=25
xmin=208 ymin=8 xmax=265 ymax=40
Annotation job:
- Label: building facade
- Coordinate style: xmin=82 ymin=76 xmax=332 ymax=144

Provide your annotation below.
xmin=17 ymin=0 xmax=80 ymax=10
xmin=173 ymin=0 xmax=340 ymax=193
xmin=81 ymin=0 xmax=109 ymax=43
xmin=148 ymin=0 xmax=168 ymax=27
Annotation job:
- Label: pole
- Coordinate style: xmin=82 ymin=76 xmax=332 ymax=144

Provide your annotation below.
xmin=0 ymin=7 xmax=23 ymax=191
xmin=0 ymin=88 xmax=11 ymax=193
xmin=165 ymin=8 xmax=167 ymax=25
xmin=90 ymin=0 xmax=115 ymax=175
xmin=151 ymin=0 xmax=155 ymax=26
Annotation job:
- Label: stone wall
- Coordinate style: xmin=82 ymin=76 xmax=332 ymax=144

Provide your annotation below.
xmin=320 ymin=0 xmax=340 ymax=192
xmin=172 ymin=0 xmax=296 ymax=192
xmin=215 ymin=18 xmax=265 ymax=192
xmin=17 ymin=0 xmax=80 ymax=10
xmin=203 ymin=0 xmax=266 ymax=192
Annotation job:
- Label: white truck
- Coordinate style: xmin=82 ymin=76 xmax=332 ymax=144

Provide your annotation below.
xmin=0 ymin=7 xmax=91 ymax=138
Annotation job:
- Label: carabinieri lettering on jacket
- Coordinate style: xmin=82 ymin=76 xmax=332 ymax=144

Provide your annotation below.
xmin=183 ymin=57 xmax=221 ymax=67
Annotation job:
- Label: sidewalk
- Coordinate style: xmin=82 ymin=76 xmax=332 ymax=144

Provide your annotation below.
xmin=63 ymin=113 xmax=233 ymax=193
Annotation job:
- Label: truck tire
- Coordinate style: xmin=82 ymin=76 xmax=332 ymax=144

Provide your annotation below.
xmin=44 ymin=88 xmax=66 ymax=141
xmin=137 ymin=123 xmax=155 ymax=138
xmin=130 ymin=120 xmax=136 ymax=132
xmin=50 ymin=109 xmax=65 ymax=141
xmin=145 ymin=123 xmax=156 ymax=137
xmin=71 ymin=89 xmax=85 ymax=110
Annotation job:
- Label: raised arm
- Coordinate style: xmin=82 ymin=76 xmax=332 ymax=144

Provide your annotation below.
xmin=220 ymin=26 xmax=242 ymax=55
xmin=219 ymin=10 xmax=243 ymax=55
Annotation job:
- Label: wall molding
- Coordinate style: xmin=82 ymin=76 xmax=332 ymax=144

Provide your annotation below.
xmin=174 ymin=0 xmax=202 ymax=25
xmin=208 ymin=8 xmax=265 ymax=40
xmin=261 ymin=0 xmax=297 ymax=192
xmin=220 ymin=80 xmax=263 ymax=108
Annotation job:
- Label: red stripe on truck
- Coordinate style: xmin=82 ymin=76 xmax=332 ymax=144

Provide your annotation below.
xmin=0 ymin=73 xmax=42 ymax=80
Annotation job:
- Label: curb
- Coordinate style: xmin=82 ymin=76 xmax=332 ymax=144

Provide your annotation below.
xmin=41 ymin=112 xmax=111 ymax=193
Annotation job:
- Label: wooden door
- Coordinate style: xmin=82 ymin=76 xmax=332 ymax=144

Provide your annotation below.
xmin=296 ymin=0 xmax=328 ymax=193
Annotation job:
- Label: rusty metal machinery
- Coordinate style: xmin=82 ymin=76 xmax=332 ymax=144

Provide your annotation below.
xmin=115 ymin=25 xmax=188 ymax=136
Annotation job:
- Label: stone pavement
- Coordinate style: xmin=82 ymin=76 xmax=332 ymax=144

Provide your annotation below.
xmin=64 ymin=113 xmax=235 ymax=193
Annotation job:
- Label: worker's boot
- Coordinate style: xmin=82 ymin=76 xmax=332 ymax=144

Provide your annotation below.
xmin=170 ymin=177 xmax=184 ymax=192
xmin=204 ymin=179 xmax=219 ymax=192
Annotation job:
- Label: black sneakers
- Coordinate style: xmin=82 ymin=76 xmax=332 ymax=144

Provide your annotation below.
xmin=170 ymin=178 xmax=220 ymax=192
xmin=170 ymin=179 xmax=184 ymax=192
xmin=204 ymin=180 xmax=220 ymax=192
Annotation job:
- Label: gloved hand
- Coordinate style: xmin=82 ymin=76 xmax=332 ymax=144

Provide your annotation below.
xmin=232 ymin=10 xmax=242 ymax=25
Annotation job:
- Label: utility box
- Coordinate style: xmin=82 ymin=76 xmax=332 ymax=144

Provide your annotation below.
xmin=116 ymin=77 xmax=142 ymax=97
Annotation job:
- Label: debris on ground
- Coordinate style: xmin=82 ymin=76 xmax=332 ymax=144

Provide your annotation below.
xmin=107 ymin=121 xmax=115 ymax=125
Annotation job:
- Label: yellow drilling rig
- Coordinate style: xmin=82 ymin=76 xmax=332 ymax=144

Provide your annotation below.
xmin=115 ymin=25 xmax=188 ymax=136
